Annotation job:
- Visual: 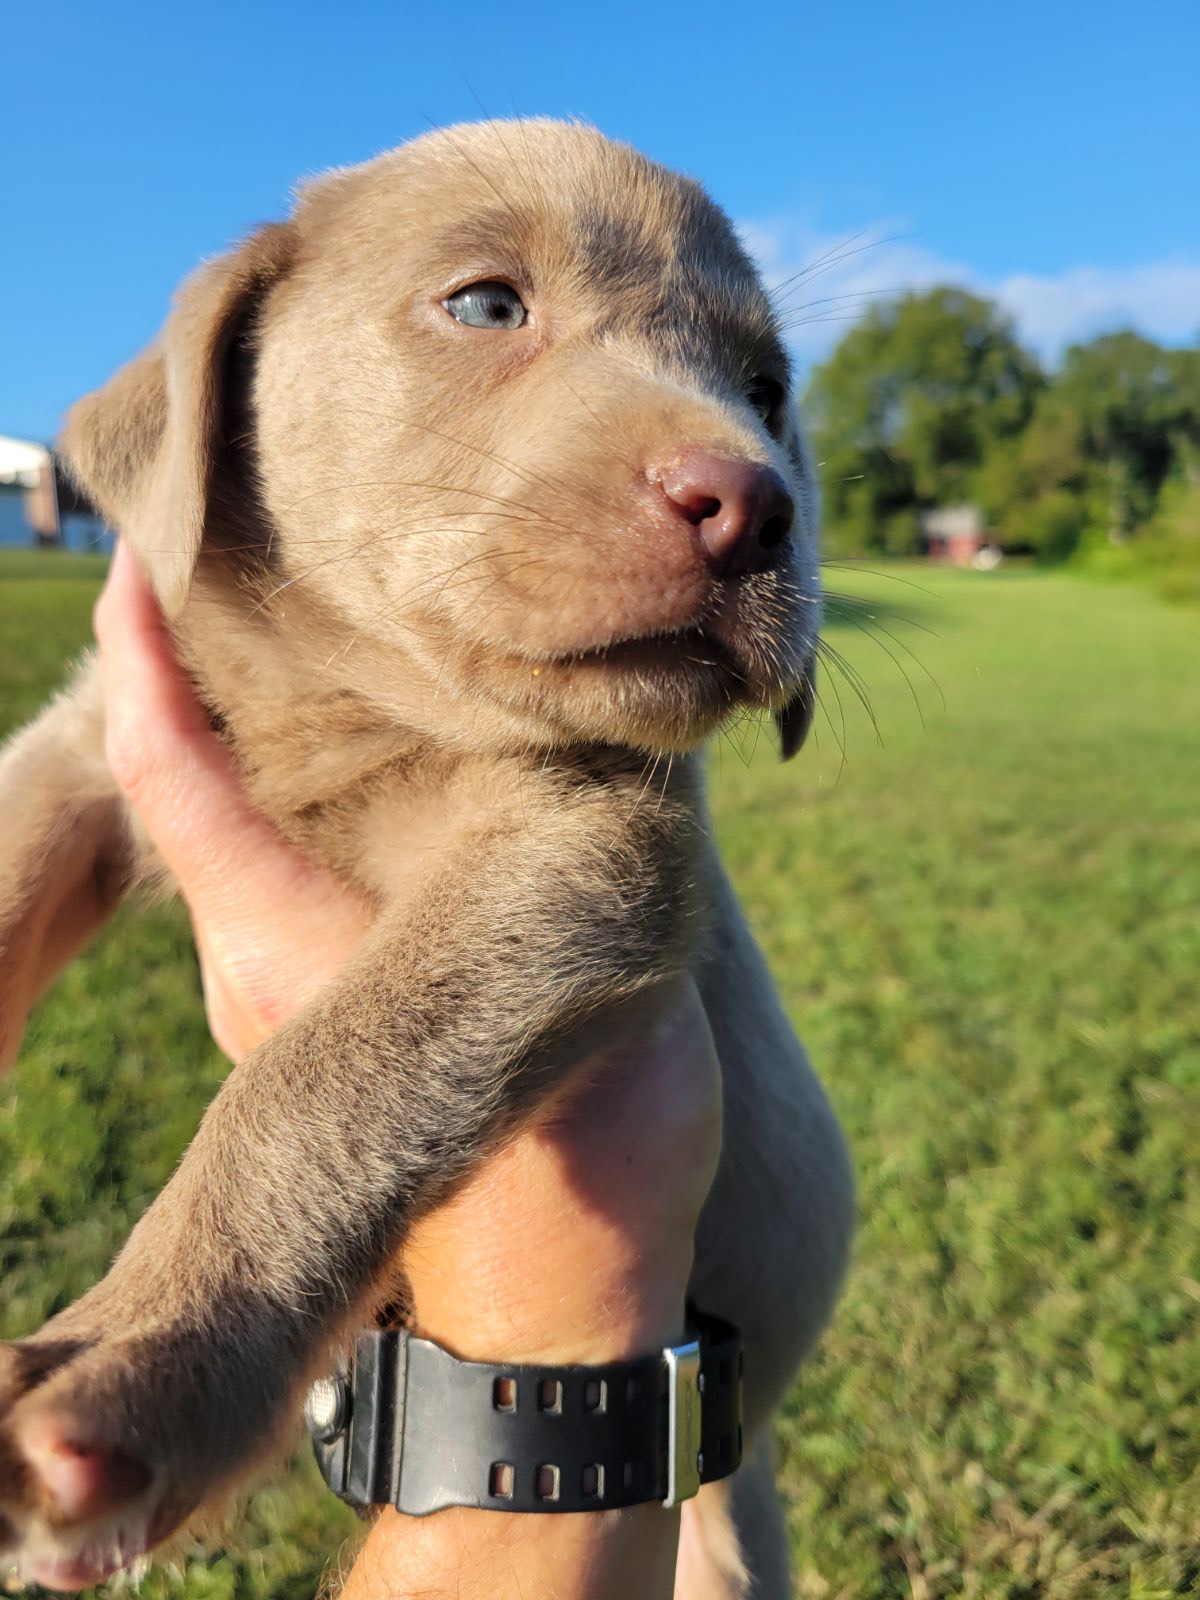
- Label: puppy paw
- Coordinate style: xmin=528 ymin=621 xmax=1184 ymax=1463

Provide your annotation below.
xmin=0 ymin=1319 xmax=297 ymax=1591
xmin=0 ymin=1337 xmax=161 ymax=1589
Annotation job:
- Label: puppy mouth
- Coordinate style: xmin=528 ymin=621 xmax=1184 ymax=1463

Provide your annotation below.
xmin=555 ymin=626 xmax=741 ymax=677
xmin=448 ymin=578 xmax=813 ymax=746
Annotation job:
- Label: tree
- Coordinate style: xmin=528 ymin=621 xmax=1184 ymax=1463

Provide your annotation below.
xmin=999 ymin=334 xmax=1200 ymax=555
xmin=973 ymin=387 xmax=1090 ymax=557
xmin=1054 ymin=332 xmax=1190 ymax=541
xmin=803 ymin=288 xmax=1044 ymax=556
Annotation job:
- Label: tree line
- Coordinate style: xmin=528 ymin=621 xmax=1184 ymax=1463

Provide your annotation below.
xmin=803 ymin=287 xmax=1200 ymax=596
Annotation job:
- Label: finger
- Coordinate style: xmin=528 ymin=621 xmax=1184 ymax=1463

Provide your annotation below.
xmin=95 ymin=541 xmax=263 ymax=852
xmin=95 ymin=542 xmax=367 ymax=935
xmin=95 ymin=540 xmax=218 ymax=753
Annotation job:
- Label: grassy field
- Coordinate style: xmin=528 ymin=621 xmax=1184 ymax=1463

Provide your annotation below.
xmin=1 ymin=552 xmax=1197 ymax=1597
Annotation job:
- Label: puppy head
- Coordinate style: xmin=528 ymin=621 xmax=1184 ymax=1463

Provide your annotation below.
xmin=64 ymin=120 xmax=820 ymax=758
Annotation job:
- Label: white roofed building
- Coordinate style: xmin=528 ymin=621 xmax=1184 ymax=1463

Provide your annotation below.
xmin=0 ymin=433 xmax=110 ymax=550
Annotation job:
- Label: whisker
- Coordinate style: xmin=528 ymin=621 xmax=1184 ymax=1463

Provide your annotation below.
xmin=768 ymin=232 xmax=913 ymax=309
xmin=655 ymin=753 xmax=675 ymax=815
xmin=765 ymin=230 xmax=872 ymax=300
xmin=815 ymin=637 xmax=882 ymax=746
xmin=557 ymin=375 xmax=604 ymax=428
xmin=459 ymin=84 xmax=543 ymax=215
xmin=420 ymin=110 xmax=528 ymax=220
xmin=845 ymin=608 xmax=943 ymax=690
xmin=835 ymin=616 xmax=928 ymax=730
xmin=329 ymin=404 xmax=580 ymax=504
xmin=270 ymin=474 xmax=570 ymax=532
xmin=627 ymin=753 xmax=662 ymax=823
xmin=823 ymin=589 xmax=938 ymax=639
xmin=820 ymin=560 xmax=940 ymax=601
xmin=812 ymin=658 xmax=850 ymax=781
xmin=776 ymin=286 xmax=898 ymax=315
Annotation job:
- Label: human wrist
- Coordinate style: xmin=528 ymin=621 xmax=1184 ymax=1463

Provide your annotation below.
xmin=403 ymin=1133 xmax=692 ymax=1367
xmin=411 ymin=1276 xmax=687 ymax=1369
xmin=401 ymin=988 xmax=712 ymax=1368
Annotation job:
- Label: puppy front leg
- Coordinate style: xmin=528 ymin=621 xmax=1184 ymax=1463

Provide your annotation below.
xmin=0 ymin=804 xmax=693 ymax=1587
xmin=0 ymin=662 xmax=133 ymax=1068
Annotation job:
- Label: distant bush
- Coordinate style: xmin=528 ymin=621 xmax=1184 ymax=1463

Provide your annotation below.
xmin=1075 ymin=477 xmax=1200 ymax=602
xmin=1024 ymin=491 xmax=1089 ymax=564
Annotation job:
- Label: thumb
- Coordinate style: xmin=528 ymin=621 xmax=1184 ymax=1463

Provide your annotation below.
xmin=94 ymin=541 xmax=370 ymax=984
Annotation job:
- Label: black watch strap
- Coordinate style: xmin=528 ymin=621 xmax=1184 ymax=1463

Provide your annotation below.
xmin=305 ymin=1307 xmax=744 ymax=1514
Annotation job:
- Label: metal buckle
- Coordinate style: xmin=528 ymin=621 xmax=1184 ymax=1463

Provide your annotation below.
xmin=662 ymin=1338 xmax=703 ymax=1507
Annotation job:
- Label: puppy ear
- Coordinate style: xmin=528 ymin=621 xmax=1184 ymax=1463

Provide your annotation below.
xmin=60 ymin=222 xmax=295 ymax=614
xmin=775 ymin=661 xmax=816 ymax=760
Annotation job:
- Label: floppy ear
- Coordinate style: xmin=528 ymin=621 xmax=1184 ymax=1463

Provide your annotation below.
xmin=60 ymin=222 xmax=296 ymax=614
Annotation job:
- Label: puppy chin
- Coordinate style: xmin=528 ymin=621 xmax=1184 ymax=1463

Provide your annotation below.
xmin=417 ymin=620 xmax=800 ymax=756
xmin=572 ymin=652 xmax=809 ymax=755
xmin=522 ymin=659 xmax=745 ymax=755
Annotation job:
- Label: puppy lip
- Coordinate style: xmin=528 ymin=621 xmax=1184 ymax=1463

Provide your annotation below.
xmin=543 ymin=625 xmax=735 ymax=671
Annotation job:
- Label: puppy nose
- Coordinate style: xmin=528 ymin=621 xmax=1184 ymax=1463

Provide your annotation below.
xmin=660 ymin=452 xmax=794 ymax=577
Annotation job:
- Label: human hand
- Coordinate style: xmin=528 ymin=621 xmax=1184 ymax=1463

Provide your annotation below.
xmin=94 ymin=541 xmax=375 ymax=1063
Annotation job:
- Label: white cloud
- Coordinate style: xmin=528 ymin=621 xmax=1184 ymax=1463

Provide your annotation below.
xmin=739 ymin=217 xmax=1200 ymax=369
xmin=993 ymin=261 xmax=1200 ymax=355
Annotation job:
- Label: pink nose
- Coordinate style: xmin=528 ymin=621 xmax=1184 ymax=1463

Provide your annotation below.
xmin=660 ymin=452 xmax=794 ymax=577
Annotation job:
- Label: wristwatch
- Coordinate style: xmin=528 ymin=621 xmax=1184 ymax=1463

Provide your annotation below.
xmin=304 ymin=1306 xmax=744 ymax=1514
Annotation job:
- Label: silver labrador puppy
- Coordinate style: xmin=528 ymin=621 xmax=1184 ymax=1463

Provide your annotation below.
xmin=0 ymin=120 xmax=853 ymax=1598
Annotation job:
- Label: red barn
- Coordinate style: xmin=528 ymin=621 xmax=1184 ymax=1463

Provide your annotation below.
xmin=921 ymin=504 xmax=998 ymax=568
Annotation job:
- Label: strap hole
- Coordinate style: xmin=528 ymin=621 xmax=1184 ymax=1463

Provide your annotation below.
xmin=719 ymin=1359 xmax=731 ymax=1386
xmin=623 ymin=1459 xmax=637 ymax=1491
xmin=536 ymin=1464 xmax=561 ymax=1501
xmin=489 ymin=1461 xmax=514 ymax=1499
xmin=538 ymin=1379 xmax=562 ymax=1414
xmin=625 ymin=1376 xmax=641 ymax=1407
xmin=583 ymin=1378 xmax=607 ymax=1413
xmin=493 ymin=1377 xmax=517 ymax=1412
xmin=719 ymin=1434 xmax=732 ymax=1465
xmin=580 ymin=1463 xmax=604 ymax=1498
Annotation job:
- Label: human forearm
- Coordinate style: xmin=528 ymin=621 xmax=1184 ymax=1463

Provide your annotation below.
xmin=340 ymin=980 xmax=720 ymax=1600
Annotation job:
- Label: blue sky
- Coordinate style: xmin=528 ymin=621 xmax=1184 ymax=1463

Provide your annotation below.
xmin=4 ymin=0 xmax=1198 ymax=442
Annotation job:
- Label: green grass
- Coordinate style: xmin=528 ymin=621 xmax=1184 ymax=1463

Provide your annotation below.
xmin=2 ymin=550 xmax=1198 ymax=1597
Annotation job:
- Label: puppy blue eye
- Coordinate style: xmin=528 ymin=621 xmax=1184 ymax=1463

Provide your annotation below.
xmin=443 ymin=281 xmax=528 ymax=330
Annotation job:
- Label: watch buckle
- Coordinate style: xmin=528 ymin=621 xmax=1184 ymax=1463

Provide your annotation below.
xmin=662 ymin=1339 xmax=703 ymax=1507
